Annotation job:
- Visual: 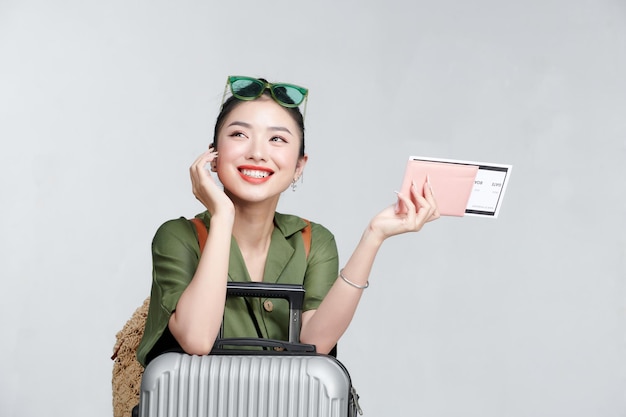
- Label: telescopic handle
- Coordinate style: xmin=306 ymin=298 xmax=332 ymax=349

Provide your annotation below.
xmin=224 ymin=282 xmax=306 ymax=343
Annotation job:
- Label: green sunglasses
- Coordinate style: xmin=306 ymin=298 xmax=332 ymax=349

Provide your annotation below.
xmin=222 ymin=75 xmax=309 ymax=117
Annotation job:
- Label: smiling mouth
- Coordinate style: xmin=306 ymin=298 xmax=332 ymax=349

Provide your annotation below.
xmin=239 ymin=168 xmax=272 ymax=179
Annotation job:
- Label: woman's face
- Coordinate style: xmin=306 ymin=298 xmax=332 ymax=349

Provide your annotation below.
xmin=214 ymin=96 xmax=307 ymax=205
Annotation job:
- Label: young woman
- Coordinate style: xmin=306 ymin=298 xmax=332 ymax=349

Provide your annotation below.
xmin=136 ymin=76 xmax=439 ymax=366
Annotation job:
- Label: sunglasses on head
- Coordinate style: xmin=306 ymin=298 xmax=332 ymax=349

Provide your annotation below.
xmin=222 ymin=75 xmax=309 ymax=116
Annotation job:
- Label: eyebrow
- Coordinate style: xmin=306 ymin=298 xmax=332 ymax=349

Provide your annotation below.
xmin=227 ymin=121 xmax=293 ymax=136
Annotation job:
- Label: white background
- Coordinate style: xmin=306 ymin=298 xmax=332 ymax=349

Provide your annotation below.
xmin=1 ymin=1 xmax=625 ymax=416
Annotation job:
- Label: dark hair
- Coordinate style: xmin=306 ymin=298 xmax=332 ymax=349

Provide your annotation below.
xmin=212 ymin=81 xmax=306 ymax=157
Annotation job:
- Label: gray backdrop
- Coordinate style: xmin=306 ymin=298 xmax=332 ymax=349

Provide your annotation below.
xmin=1 ymin=1 xmax=625 ymax=416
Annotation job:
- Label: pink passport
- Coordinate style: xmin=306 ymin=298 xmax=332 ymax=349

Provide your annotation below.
xmin=399 ymin=158 xmax=479 ymax=216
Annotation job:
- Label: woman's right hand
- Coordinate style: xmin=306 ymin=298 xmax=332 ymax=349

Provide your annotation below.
xmin=189 ymin=147 xmax=234 ymax=217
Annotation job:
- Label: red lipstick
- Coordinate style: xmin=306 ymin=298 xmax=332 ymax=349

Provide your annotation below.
xmin=237 ymin=165 xmax=274 ymax=184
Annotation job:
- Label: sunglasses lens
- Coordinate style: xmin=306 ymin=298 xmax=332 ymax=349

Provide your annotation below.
xmin=227 ymin=76 xmax=307 ymax=109
xmin=272 ymin=84 xmax=306 ymax=107
xmin=230 ymin=77 xmax=264 ymax=99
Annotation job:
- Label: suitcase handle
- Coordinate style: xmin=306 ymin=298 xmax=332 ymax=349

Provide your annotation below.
xmin=226 ymin=282 xmax=305 ymax=309
xmin=212 ymin=337 xmax=316 ymax=353
xmin=221 ymin=282 xmax=306 ymax=343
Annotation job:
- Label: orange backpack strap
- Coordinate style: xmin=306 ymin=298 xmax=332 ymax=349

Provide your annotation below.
xmin=301 ymin=218 xmax=311 ymax=260
xmin=190 ymin=218 xmax=208 ymax=253
xmin=190 ymin=216 xmax=311 ymax=259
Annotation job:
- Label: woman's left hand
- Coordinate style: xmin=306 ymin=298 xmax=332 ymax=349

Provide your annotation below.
xmin=368 ymin=179 xmax=440 ymax=242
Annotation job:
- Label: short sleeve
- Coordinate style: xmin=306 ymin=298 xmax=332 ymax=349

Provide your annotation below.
xmin=152 ymin=219 xmax=201 ymax=314
xmin=302 ymin=222 xmax=339 ymax=311
xmin=136 ymin=218 xmax=200 ymax=366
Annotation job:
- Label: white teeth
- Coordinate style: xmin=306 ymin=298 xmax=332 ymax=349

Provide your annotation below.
xmin=241 ymin=169 xmax=270 ymax=178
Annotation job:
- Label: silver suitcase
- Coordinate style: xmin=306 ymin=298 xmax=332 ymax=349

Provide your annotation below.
xmin=138 ymin=282 xmax=361 ymax=417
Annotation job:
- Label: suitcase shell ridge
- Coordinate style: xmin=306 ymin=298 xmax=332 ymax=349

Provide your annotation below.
xmin=139 ymin=352 xmax=354 ymax=417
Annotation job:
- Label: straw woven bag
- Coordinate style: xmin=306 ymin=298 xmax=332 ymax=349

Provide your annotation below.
xmin=111 ymin=297 xmax=150 ymax=417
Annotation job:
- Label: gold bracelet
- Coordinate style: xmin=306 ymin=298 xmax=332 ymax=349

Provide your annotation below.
xmin=339 ymin=269 xmax=369 ymax=289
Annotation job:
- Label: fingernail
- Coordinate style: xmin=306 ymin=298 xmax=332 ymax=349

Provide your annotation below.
xmin=426 ymin=175 xmax=435 ymax=196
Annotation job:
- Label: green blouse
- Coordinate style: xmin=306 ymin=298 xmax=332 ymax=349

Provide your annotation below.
xmin=136 ymin=211 xmax=339 ymax=367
